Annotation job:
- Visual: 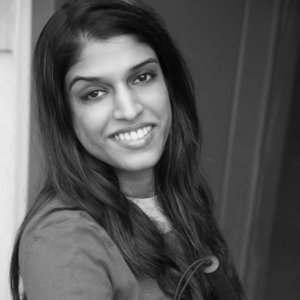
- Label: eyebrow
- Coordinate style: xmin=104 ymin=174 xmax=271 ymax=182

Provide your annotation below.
xmin=68 ymin=57 xmax=159 ymax=91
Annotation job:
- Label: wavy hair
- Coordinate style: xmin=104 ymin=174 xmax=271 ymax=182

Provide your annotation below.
xmin=10 ymin=1 xmax=243 ymax=299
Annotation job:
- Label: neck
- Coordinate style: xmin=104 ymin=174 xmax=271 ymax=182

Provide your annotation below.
xmin=117 ymin=168 xmax=155 ymax=198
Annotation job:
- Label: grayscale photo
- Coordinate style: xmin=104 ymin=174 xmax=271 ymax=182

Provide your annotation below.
xmin=0 ymin=0 xmax=299 ymax=299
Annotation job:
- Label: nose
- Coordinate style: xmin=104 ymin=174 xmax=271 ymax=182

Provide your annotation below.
xmin=113 ymin=85 xmax=143 ymax=121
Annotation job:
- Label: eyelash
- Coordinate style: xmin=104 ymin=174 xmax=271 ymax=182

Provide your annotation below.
xmin=132 ymin=72 xmax=155 ymax=85
xmin=80 ymin=89 xmax=107 ymax=101
xmin=79 ymin=72 xmax=156 ymax=102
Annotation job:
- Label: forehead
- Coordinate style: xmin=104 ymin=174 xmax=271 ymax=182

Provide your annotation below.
xmin=66 ymin=35 xmax=157 ymax=82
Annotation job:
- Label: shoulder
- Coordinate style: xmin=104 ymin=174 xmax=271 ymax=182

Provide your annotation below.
xmin=20 ymin=196 xmax=115 ymax=257
xmin=19 ymin=196 xmax=138 ymax=300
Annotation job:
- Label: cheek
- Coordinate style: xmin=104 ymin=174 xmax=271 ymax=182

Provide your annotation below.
xmin=158 ymin=91 xmax=172 ymax=134
xmin=158 ymin=88 xmax=172 ymax=126
xmin=144 ymin=82 xmax=171 ymax=115
xmin=72 ymin=107 xmax=108 ymax=143
xmin=165 ymin=106 xmax=172 ymax=140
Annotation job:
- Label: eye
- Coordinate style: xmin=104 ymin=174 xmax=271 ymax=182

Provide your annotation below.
xmin=81 ymin=89 xmax=107 ymax=101
xmin=132 ymin=73 xmax=153 ymax=85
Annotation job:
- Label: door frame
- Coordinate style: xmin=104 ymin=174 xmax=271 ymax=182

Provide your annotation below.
xmin=235 ymin=0 xmax=300 ymax=298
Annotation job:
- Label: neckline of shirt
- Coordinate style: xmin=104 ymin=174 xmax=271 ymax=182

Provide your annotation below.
xmin=127 ymin=195 xmax=172 ymax=233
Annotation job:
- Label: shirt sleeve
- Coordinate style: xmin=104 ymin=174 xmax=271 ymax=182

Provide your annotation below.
xmin=19 ymin=210 xmax=116 ymax=300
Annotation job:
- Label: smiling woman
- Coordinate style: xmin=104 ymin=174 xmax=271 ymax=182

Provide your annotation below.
xmin=67 ymin=36 xmax=171 ymax=183
xmin=10 ymin=1 xmax=243 ymax=300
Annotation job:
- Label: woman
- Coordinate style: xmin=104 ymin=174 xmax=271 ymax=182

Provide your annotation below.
xmin=10 ymin=0 xmax=244 ymax=299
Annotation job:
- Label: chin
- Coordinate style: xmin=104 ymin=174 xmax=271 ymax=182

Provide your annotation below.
xmin=116 ymin=153 xmax=161 ymax=173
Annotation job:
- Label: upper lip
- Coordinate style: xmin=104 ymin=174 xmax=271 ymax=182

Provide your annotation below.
xmin=109 ymin=122 xmax=155 ymax=137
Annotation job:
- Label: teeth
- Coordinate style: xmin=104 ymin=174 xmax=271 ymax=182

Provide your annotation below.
xmin=115 ymin=126 xmax=152 ymax=142
xmin=130 ymin=131 xmax=138 ymax=140
xmin=137 ymin=129 xmax=144 ymax=138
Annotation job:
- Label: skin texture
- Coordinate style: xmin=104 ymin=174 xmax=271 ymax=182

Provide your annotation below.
xmin=65 ymin=35 xmax=172 ymax=197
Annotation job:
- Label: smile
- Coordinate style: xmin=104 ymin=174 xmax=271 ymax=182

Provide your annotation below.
xmin=114 ymin=126 xmax=153 ymax=142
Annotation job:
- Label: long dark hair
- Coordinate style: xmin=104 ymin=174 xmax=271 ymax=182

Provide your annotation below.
xmin=10 ymin=0 xmax=243 ymax=299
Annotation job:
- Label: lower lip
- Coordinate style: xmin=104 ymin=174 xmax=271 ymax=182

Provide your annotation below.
xmin=112 ymin=127 xmax=155 ymax=149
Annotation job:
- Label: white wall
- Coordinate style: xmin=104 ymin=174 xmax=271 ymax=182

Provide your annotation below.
xmin=0 ymin=0 xmax=32 ymax=298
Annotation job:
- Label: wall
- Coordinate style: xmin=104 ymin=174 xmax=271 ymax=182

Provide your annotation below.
xmin=0 ymin=0 xmax=31 ymax=298
xmin=263 ymin=50 xmax=300 ymax=300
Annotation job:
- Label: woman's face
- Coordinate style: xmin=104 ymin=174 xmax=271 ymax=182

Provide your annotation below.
xmin=65 ymin=35 xmax=171 ymax=175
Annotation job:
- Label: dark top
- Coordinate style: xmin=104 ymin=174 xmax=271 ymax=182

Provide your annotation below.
xmin=19 ymin=197 xmax=238 ymax=300
xmin=19 ymin=197 xmax=171 ymax=300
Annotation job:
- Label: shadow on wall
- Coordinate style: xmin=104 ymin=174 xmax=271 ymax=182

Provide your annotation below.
xmin=263 ymin=49 xmax=300 ymax=300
